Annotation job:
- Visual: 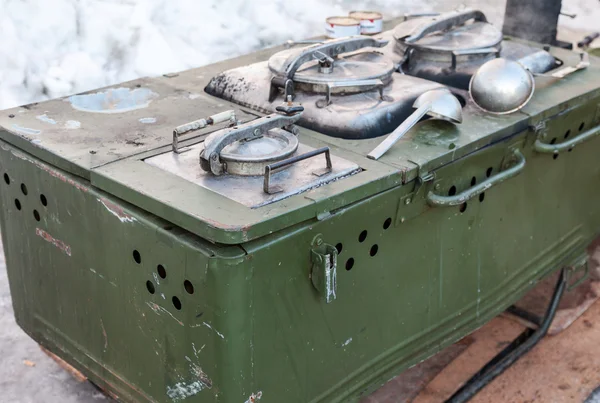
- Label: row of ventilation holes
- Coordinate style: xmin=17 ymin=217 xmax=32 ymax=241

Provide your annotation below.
xmin=135 ymin=250 xmax=194 ymax=311
xmin=338 ymin=164 xmax=500 ymax=271
xmin=4 ymin=173 xmax=47 ymax=220
xmin=550 ymin=122 xmax=586 ymax=160
xmin=336 ymin=217 xmax=392 ymax=271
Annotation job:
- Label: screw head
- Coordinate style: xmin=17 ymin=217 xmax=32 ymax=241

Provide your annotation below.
xmin=434 ymin=183 xmax=441 ymax=190
xmin=405 ymin=198 xmax=411 ymax=205
xmin=316 ymin=238 xmax=323 ymax=246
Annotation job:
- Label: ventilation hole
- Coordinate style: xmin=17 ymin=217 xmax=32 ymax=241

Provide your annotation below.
xmin=579 ymin=122 xmax=585 ymax=132
xmin=20 ymin=183 xmax=28 ymax=195
xmin=335 ymin=243 xmax=343 ymax=254
xmin=133 ymin=250 xmax=141 ymax=264
xmin=40 ymin=194 xmax=47 ymax=207
xmin=471 ymin=177 xmax=477 ymax=187
xmin=564 ymin=130 xmax=571 ymax=139
xmin=157 ymin=264 xmax=167 ymax=279
xmin=3 ymin=173 xmax=9 ymax=185
xmin=459 ymin=203 xmax=467 ymax=213
xmin=568 ymin=148 xmax=573 ymax=153
xmin=553 ymin=154 xmax=559 ymax=160
xmin=383 ymin=217 xmax=392 ymax=230
xmin=184 ymin=280 xmax=194 ymax=295
xmin=146 ymin=281 xmax=155 ymax=294
xmin=172 ymin=296 xmax=182 ymax=310
xmin=346 ymin=258 xmax=355 ymax=271
xmin=33 ymin=210 xmax=40 ymax=221
xmin=358 ymin=230 xmax=368 ymax=243
xmin=14 ymin=199 xmax=21 ymax=210
xmin=486 ymin=167 xmax=493 ymax=178
xmin=448 ymin=186 xmax=457 ymax=196
xmin=550 ymin=138 xmax=557 ymax=145
xmin=370 ymin=245 xmax=379 ymax=257
xmin=479 ymin=192 xmax=485 ymax=203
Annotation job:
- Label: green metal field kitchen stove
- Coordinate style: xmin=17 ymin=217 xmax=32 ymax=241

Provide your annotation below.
xmin=0 ymin=7 xmax=599 ymax=403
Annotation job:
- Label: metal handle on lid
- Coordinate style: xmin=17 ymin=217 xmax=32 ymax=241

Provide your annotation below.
xmin=172 ymin=110 xmax=237 ymax=153
xmin=533 ymin=52 xmax=589 ymax=79
xmin=317 ymin=79 xmax=385 ymax=108
xmin=534 ymin=125 xmax=600 ymax=154
xmin=264 ymin=147 xmax=332 ymax=194
xmin=451 ymin=47 xmax=500 ymax=70
xmin=200 ymin=106 xmax=304 ymax=176
xmin=426 ymin=149 xmax=526 ymax=207
xmin=275 ymin=36 xmax=389 ymax=80
xmin=404 ymin=10 xmax=488 ymax=44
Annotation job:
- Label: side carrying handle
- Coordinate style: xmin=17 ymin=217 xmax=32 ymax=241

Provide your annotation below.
xmin=318 ymin=79 xmax=384 ymax=108
xmin=534 ymin=125 xmax=600 ymax=154
xmin=403 ymin=10 xmax=488 ymax=44
xmin=427 ymin=149 xmax=526 ymax=207
xmin=264 ymin=147 xmax=332 ymax=194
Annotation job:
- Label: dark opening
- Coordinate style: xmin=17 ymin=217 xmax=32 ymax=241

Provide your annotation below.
xmin=146 ymin=281 xmax=155 ymax=294
xmin=383 ymin=217 xmax=392 ymax=230
xmin=459 ymin=203 xmax=468 ymax=213
xmin=157 ymin=264 xmax=167 ymax=279
xmin=335 ymin=243 xmax=343 ymax=254
xmin=40 ymin=194 xmax=47 ymax=207
xmin=172 ymin=296 xmax=182 ymax=310
xmin=370 ymin=245 xmax=379 ymax=257
xmin=564 ymin=130 xmax=571 ymax=139
xmin=486 ymin=167 xmax=493 ymax=178
xmin=133 ymin=250 xmax=141 ymax=264
xmin=33 ymin=210 xmax=40 ymax=221
xmin=471 ymin=177 xmax=477 ymax=187
xmin=479 ymin=193 xmax=485 ymax=203
xmin=14 ymin=199 xmax=21 ymax=210
xmin=346 ymin=258 xmax=355 ymax=271
xmin=358 ymin=230 xmax=368 ymax=243
xmin=20 ymin=183 xmax=28 ymax=195
xmin=3 ymin=173 xmax=9 ymax=185
xmin=579 ymin=122 xmax=585 ymax=132
xmin=448 ymin=186 xmax=457 ymax=196
xmin=184 ymin=280 xmax=194 ymax=295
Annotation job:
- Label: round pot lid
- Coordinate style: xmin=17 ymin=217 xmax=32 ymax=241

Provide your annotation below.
xmin=268 ymin=48 xmax=395 ymax=86
xmin=393 ymin=11 xmax=502 ymax=53
xmin=220 ymin=128 xmax=298 ymax=176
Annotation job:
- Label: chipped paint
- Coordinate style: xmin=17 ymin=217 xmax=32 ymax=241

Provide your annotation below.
xmin=101 ymin=319 xmax=108 ymax=351
xmin=31 ymin=139 xmax=42 ymax=145
xmin=188 ymin=93 xmax=201 ymax=100
xmin=35 ymin=228 xmax=71 ymax=256
xmin=139 ymin=117 xmax=157 ymax=124
xmin=36 ymin=114 xmax=57 ymax=124
xmin=342 ymin=337 xmax=353 ymax=347
xmin=12 ymin=124 xmax=41 ymax=135
xmin=68 ymin=87 xmax=158 ymax=114
xmin=166 ymin=381 xmax=206 ymax=401
xmin=202 ymin=322 xmax=225 ymax=339
xmin=146 ymin=302 xmax=184 ymax=326
xmin=244 ymin=391 xmax=263 ymax=403
xmin=65 ymin=120 xmax=81 ymax=129
xmin=98 ymin=198 xmax=136 ymax=223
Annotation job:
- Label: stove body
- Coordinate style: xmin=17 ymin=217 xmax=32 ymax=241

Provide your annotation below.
xmin=0 ymin=12 xmax=599 ymax=403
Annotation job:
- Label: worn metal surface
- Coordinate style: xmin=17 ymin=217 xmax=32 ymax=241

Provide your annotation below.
xmin=0 ymin=13 xmax=599 ymax=403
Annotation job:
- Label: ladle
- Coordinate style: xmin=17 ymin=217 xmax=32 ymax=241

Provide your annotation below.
xmin=367 ymin=88 xmax=463 ymax=160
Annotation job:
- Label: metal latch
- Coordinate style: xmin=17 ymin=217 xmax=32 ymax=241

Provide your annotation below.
xmin=310 ymin=235 xmax=337 ymax=303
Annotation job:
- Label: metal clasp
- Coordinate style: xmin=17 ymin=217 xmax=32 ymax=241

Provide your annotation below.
xmin=310 ymin=235 xmax=338 ymax=304
xmin=173 ymin=110 xmax=237 ymax=153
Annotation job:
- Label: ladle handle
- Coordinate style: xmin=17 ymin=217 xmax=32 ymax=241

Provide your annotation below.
xmin=367 ymin=103 xmax=431 ymax=160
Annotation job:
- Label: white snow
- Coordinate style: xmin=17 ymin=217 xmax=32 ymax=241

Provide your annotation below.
xmin=0 ymin=0 xmax=597 ymax=110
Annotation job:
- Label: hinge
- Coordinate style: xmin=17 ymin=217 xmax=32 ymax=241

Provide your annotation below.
xmin=310 ymin=234 xmax=338 ymax=304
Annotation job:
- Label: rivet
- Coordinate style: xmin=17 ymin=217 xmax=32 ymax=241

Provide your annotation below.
xmin=405 ymin=198 xmax=411 ymax=205
xmin=400 ymin=217 xmax=405 ymax=223
xmin=434 ymin=183 xmax=441 ymax=190
xmin=316 ymin=238 xmax=323 ymax=246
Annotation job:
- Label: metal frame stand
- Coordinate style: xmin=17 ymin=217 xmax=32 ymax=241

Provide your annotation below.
xmin=446 ymin=268 xmax=567 ymax=403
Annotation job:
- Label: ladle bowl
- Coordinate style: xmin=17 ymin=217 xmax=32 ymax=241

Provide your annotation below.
xmin=368 ymin=88 xmax=463 ymax=160
xmin=469 ymin=58 xmax=535 ymax=115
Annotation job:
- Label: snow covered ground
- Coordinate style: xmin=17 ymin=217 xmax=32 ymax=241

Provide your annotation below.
xmin=0 ymin=0 xmax=598 ymax=110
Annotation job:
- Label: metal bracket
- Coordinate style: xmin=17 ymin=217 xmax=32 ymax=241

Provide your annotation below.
xmin=263 ymin=147 xmax=332 ymax=194
xmin=310 ymin=235 xmax=338 ymax=304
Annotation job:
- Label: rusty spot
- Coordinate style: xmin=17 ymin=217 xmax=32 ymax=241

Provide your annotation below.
xmin=36 ymin=228 xmax=71 ymax=256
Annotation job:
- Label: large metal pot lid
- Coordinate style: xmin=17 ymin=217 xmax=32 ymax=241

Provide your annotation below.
xmin=268 ymin=48 xmax=395 ymax=85
xmin=219 ymin=128 xmax=298 ymax=176
xmin=393 ymin=10 xmax=502 ymax=53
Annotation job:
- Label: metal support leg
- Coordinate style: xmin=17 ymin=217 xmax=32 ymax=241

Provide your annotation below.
xmin=446 ymin=268 xmax=567 ymax=403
